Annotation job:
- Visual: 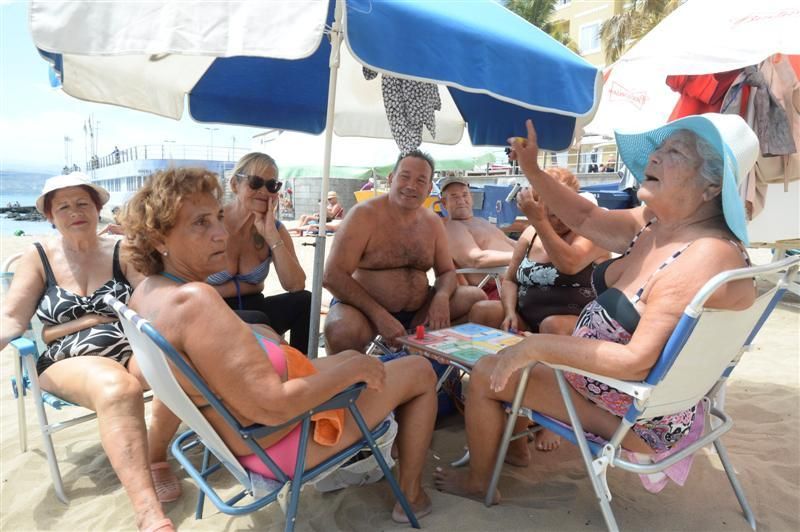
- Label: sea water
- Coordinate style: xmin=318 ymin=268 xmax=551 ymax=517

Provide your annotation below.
xmin=0 ymin=194 xmax=56 ymax=236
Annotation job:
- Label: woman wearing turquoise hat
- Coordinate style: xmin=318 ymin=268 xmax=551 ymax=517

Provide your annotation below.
xmin=435 ymin=114 xmax=759 ymax=502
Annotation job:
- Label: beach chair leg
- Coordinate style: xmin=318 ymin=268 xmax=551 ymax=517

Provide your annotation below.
xmin=195 ymin=447 xmax=211 ymax=520
xmin=553 ymin=370 xmax=618 ymax=532
xmin=349 ymin=405 xmax=420 ymax=528
xmin=25 ymin=355 xmax=68 ymax=504
xmin=14 ymin=353 xmax=28 ymax=452
xmin=714 ymin=439 xmax=757 ymax=530
xmin=285 ymin=419 xmax=312 ymax=532
xmin=486 ymin=365 xmax=532 ymax=507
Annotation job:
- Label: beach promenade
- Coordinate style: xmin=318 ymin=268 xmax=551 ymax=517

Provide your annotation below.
xmin=1 ymin=233 xmax=798 ymax=531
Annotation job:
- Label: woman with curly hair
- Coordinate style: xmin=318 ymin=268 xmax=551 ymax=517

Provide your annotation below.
xmin=124 ymin=167 xmax=438 ymax=523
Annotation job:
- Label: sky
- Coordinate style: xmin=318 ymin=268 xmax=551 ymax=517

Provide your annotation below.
xmin=0 ymin=1 xmax=496 ymax=175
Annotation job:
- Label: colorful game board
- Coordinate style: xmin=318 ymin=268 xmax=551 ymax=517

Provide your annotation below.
xmin=398 ymin=323 xmax=524 ymax=367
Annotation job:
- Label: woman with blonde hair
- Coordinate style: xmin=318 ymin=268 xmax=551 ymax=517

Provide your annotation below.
xmin=208 ymin=152 xmax=312 ymax=353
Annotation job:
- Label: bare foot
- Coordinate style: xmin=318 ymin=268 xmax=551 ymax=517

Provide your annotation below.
xmin=392 ymin=489 xmax=433 ymax=523
xmin=433 ymin=467 xmax=500 ymax=504
xmin=504 ymin=438 xmax=531 ymax=467
xmin=535 ymin=429 xmax=561 ymax=452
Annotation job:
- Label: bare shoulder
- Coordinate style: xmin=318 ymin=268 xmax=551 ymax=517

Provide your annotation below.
xmin=12 ymin=243 xmax=46 ymax=277
xmin=519 ymin=225 xmax=536 ymax=243
xmin=648 ymin=236 xmax=753 ymax=309
xmin=684 ymin=236 xmax=749 ymax=272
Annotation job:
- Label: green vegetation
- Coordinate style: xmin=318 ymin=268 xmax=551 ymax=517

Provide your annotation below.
xmin=600 ymin=0 xmax=681 ymax=63
xmin=505 ymin=0 xmax=578 ymax=52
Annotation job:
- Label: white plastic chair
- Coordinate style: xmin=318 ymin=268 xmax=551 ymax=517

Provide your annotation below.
xmin=2 ymin=252 xmax=151 ymax=504
xmin=487 ymin=255 xmax=800 ymax=531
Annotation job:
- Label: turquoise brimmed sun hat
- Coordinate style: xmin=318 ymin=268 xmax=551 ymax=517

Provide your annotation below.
xmin=614 ymin=113 xmax=759 ymax=244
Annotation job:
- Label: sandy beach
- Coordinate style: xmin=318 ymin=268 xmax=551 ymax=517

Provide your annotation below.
xmin=0 ymin=231 xmax=798 ymax=532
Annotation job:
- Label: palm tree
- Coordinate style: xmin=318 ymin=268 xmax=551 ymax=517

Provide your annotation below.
xmin=600 ymin=0 xmax=682 ymax=64
xmin=505 ymin=0 xmax=579 ymax=53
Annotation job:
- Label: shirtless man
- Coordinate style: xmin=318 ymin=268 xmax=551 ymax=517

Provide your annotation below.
xmin=440 ymin=177 xmax=517 ymax=299
xmin=323 ymin=151 xmax=486 ymax=353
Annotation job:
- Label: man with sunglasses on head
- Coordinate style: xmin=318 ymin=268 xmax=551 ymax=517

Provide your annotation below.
xmin=323 ymin=150 xmax=486 ymax=354
xmin=207 ymin=153 xmax=312 ymax=354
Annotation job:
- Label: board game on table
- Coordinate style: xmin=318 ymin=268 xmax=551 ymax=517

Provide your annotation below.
xmin=397 ymin=323 xmax=524 ymax=367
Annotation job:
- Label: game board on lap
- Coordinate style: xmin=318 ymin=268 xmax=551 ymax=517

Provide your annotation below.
xmin=398 ymin=323 xmax=524 ymax=367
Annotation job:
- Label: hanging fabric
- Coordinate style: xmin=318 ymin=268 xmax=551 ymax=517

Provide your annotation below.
xmin=363 ymin=67 xmax=440 ymax=155
xmin=721 ymin=54 xmax=800 ymax=220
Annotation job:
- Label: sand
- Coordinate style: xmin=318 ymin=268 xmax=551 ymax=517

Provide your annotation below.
xmin=1 ymin=231 xmax=798 ymax=532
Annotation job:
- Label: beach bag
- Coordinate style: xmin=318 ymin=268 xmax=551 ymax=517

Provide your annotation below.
xmin=311 ymin=415 xmax=398 ymax=493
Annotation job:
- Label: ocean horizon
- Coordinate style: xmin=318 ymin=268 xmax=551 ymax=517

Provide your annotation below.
xmin=0 ymin=194 xmax=55 ymax=236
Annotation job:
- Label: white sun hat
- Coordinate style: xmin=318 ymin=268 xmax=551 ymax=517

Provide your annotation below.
xmin=36 ymin=172 xmax=110 ymax=215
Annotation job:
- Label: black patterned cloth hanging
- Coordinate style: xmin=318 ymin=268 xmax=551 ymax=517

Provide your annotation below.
xmin=363 ymin=67 xmax=440 ymax=155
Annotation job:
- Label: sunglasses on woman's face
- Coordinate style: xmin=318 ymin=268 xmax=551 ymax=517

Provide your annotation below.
xmin=237 ymin=173 xmax=283 ymax=193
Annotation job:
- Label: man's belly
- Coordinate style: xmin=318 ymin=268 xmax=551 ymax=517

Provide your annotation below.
xmin=354 ymin=268 xmax=431 ymax=312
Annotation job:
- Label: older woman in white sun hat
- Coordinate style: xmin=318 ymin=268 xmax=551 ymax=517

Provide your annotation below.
xmin=0 ymin=172 xmax=180 ymax=532
xmin=434 ymin=114 xmax=760 ymax=503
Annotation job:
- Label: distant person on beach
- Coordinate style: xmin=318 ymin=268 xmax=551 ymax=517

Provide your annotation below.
xmin=113 ymin=146 xmax=121 ymax=164
xmin=294 ymin=191 xmax=345 ymax=227
xmin=124 ymin=166 xmax=437 ymax=524
xmin=360 ymin=177 xmax=375 ymax=191
xmin=0 ymin=173 xmax=180 ymax=532
xmin=99 ymin=205 xmax=125 ymax=236
xmin=434 ymin=115 xmax=758 ymax=503
xmin=323 ymin=150 xmax=485 ymax=353
xmin=439 ymin=175 xmax=516 ymax=301
xmin=207 ymin=153 xmax=312 ymax=354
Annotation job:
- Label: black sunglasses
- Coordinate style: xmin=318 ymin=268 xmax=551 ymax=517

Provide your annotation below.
xmin=237 ymin=173 xmax=283 ymax=193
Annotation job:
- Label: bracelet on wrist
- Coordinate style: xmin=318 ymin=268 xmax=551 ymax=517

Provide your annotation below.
xmin=270 ymin=239 xmax=284 ymax=251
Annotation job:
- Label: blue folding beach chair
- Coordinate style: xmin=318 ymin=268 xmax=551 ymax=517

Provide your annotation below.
xmin=2 ymin=253 xmax=152 ymax=505
xmin=106 ymin=295 xmax=419 ymax=531
xmin=487 ymin=255 xmax=800 ymax=531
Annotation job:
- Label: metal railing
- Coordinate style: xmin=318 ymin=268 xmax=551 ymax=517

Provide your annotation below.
xmin=86 ymin=144 xmax=250 ymax=170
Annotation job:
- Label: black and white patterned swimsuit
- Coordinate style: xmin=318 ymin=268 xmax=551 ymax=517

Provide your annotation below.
xmin=34 ymin=241 xmax=133 ymax=376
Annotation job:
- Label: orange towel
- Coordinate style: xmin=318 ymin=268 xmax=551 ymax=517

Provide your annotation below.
xmin=283 ymin=345 xmax=346 ymax=447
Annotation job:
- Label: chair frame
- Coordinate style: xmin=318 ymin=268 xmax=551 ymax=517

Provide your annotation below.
xmin=106 ymin=295 xmax=420 ymax=531
xmin=456 ymin=266 xmax=507 ymax=297
xmin=2 ymin=253 xmax=152 ymax=504
xmin=487 ymin=255 xmax=800 ymax=531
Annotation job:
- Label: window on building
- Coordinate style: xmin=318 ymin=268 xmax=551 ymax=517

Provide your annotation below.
xmin=579 ymin=22 xmax=601 ymax=55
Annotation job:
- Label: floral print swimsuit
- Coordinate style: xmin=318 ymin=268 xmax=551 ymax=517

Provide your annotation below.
xmin=515 ymin=235 xmax=595 ymax=332
xmin=564 ymin=220 xmax=749 ymax=452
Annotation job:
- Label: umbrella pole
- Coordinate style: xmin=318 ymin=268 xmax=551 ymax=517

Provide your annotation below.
xmin=307 ymin=0 xmax=343 ymax=358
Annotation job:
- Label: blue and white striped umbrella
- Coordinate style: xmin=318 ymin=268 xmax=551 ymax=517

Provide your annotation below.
xmin=32 ymin=0 xmax=600 ymax=150
xmin=31 ymin=0 xmax=602 ymax=354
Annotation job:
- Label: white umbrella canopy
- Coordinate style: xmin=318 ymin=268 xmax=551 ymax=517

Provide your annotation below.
xmin=586 ymin=0 xmax=800 ymax=137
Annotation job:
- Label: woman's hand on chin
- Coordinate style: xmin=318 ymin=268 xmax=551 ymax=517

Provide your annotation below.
xmin=253 ymin=197 xmax=281 ymax=242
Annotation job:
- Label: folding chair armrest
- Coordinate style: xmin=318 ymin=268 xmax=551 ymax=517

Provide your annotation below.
xmin=241 ymin=383 xmax=367 ymax=441
xmin=543 ymin=362 xmax=653 ymax=401
xmin=10 ymin=337 xmax=38 ymax=357
xmin=455 ymin=266 xmax=507 ymax=276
